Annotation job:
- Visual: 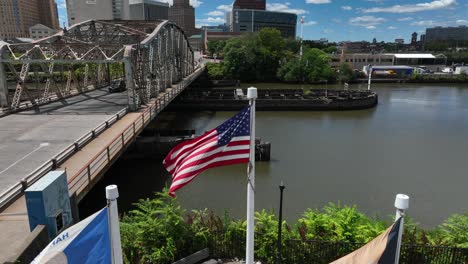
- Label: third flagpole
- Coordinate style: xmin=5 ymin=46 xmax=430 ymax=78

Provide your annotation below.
xmin=394 ymin=194 xmax=409 ymax=264
xmin=246 ymin=87 xmax=257 ymax=264
xmin=106 ymin=185 xmax=123 ymax=264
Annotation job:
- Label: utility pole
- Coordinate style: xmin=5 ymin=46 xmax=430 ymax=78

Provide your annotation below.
xmin=300 ymin=16 xmax=305 ymax=57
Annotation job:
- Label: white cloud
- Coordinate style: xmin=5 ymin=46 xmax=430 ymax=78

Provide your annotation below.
xmin=207 ymin=11 xmax=224 ymax=16
xmin=217 ymin=5 xmax=232 ymax=12
xmin=349 ymin=16 xmax=387 ymax=28
xmin=332 ymin=18 xmax=342 ymax=23
xmin=341 ymin=6 xmax=352 ymax=10
xmin=388 ymin=26 xmax=397 ymax=29
xmin=196 ymin=17 xmax=225 ymax=24
xmin=456 ymin=19 xmax=468 ymax=25
xmin=363 ymin=0 xmax=457 ymax=13
xmin=410 ymin=20 xmax=441 ymax=26
xmin=397 ymin=17 xmax=413 ymax=21
xmin=190 ymin=0 xmax=202 ymax=8
xmin=267 ymin=3 xmax=308 ymax=15
xmin=303 ymin=21 xmax=318 ymax=26
xmin=306 ymin=0 xmax=331 ymax=4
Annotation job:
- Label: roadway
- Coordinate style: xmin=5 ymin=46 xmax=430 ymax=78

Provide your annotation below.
xmin=0 ymin=88 xmax=128 ymax=195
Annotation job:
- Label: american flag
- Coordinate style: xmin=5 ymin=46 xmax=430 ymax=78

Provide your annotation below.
xmin=163 ymin=106 xmax=251 ymax=197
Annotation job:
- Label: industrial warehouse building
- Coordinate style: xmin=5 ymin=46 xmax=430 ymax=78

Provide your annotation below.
xmin=330 ymin=53 xmax=447 ymax=71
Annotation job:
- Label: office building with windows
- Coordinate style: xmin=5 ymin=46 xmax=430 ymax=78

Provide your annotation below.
xmin=0 ymin=0 xmax=59 ymax=39
xmin=425 ymin=26 xmax=468 ymax=42
xmin=228 ymin=9 xmax=297 ymax=38
xmin=29 ymin=24 xmax=59 ymax=40
xmin=233 ymin=0 xmax=266 ymax=10
xmin=66 ymin=0 xmax=130 ymax=26
xmin=129 ymin=0 xmax=169 ymax=20
xmin=168 ymin=0 xmax=196 ymax=36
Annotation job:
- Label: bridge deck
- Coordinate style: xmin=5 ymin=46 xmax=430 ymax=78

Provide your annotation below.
xmin=0 ymin=89 xmax=128 ymax=195
xmin=0 ymin=66 xmax=204 ymax=262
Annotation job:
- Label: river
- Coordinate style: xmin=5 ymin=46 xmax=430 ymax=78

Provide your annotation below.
xmin=80 ymin=82 xmax=468 ymax=228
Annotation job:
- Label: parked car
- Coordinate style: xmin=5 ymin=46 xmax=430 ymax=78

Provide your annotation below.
xmin=108 ymin=80 xmax=126 ymax=93
xmin=441 ymin=67 xmax=454 ymax=74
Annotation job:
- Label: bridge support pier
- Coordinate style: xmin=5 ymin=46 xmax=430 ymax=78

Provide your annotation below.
xmin=0 ymin=62 xmax=9 ymax=108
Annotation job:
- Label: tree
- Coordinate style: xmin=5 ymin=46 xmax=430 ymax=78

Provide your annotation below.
xmin=337 ymin=63 xmax=355 ymax=83
xmin=255 ymin=28 xmax=286 ymax=81
xmin=277 ymin=48 xmax=336 ymax=83
xmin=206 ymin=62 xmax=225 ymax=80
xmin=206 ymin=40 xmax=226 ymax=57
xmin=223 ymin=36 xmax=257 ymax=81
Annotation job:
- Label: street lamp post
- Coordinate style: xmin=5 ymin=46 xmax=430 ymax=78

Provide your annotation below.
xmin=276 ymin=182 xmax=285 ymax=264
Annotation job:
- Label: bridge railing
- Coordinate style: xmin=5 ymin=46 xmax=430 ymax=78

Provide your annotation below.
xmin=0 ymin=107 xmax=129 ymax=211
xmin=0 ymin=66 xmax=205 ymax=210
xmin=67 ymin=71 xmax=204 ymax=197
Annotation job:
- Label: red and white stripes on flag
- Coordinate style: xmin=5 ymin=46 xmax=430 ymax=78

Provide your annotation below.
xmin=163 ymin=106 xmax=251 ymax=197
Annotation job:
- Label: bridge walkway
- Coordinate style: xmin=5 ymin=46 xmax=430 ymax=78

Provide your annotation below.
xmin=0 ymin=67 xmax=204 ymax=263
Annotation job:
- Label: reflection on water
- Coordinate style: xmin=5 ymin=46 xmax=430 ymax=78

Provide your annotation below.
xmin=81 ymin=83 xmax=468 ymax=228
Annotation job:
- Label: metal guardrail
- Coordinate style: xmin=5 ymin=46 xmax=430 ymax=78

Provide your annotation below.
xmin=0 ymin=107 xmax=128 ymax=210
xmin=0 ymin=84 xmax=105 ymax=117
xmin=0 ymin=66 xmax=204 ymax=210
xmin=68 ymin=68 xmax=204 ymax=198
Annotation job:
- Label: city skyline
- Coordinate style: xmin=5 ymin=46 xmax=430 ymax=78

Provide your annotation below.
xmin=55 ymin=0 xmax=468 ymax=42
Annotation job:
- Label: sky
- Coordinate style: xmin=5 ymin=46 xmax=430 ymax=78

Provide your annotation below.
xmin=55 ymin=0 xmax=468 ymax=43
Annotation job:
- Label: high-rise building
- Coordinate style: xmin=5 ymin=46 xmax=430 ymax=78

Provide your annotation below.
xmin=129 ymin=0 xmax=169 ymax=20
xmin=233 ymin=0 xmax=266 ymax=10
xmin=411 ymin=32 xmax=418 ymax=45
xmin=168 ymin=0 xmax=195 ymax=36
xmin=66 ymin=0 xmax=130 ymax=26
xmin=39 ymin=0 xmax=60 ymax=29
xmin=229 ymin=9 xmax=297 ymax=38
xmin=0 ymin=0 xmax=59 ymax=39
xmin=425 ymin=26 xmax=468 ymax=42
xmin=420 ymin=34 xmax=426 ymax=43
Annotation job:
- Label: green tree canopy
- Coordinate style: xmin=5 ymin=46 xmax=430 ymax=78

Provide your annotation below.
xmin=277 ymin=48 xmax=336 ymax=83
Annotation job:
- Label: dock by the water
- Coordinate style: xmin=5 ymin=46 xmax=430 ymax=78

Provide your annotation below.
xmin=167 ymin=88 xmax=378 ymax=111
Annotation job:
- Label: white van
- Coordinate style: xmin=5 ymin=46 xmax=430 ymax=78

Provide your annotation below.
xmin=441 ymin=67 xmax=454 ymax=74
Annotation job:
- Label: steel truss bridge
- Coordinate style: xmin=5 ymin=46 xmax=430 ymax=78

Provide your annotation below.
xmin=0 ymin=19 xmax=195 ymax=112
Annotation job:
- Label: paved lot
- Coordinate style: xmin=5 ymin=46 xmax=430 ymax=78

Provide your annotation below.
xmin=0 ymin=89 xmax=128 ymax=195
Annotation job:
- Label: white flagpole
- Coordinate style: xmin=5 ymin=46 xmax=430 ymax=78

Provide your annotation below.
xmin=367 ymin=64 xmax=372 ymax=91
xmin=394 ymin=194 xmax=409 ymax=264
xmin=246 ymin=87 xmax=257 ymax=264
xmin=106 ymin=185 xmax=123 ymax=264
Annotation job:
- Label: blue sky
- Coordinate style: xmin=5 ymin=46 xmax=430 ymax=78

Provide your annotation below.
xmin=55 ymin=0 xmax=468 ymax=42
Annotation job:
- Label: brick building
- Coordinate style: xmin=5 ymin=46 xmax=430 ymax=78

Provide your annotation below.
xmin=168 ymin=0 xmax=195 ymax=36
xmin=0 ymin=0 xmax=59 ymax=39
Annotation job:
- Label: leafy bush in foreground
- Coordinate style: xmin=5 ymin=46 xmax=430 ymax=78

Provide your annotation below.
xmin=120 ymin=189 xmax=468 ymax=263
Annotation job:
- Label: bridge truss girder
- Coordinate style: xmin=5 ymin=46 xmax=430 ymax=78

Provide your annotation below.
xmin=0 ymin=20 xmax=194 ymax=111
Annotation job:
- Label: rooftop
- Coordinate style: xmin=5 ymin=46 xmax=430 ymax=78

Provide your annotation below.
xmin=393 ymin=54 xmax=435 ymax=59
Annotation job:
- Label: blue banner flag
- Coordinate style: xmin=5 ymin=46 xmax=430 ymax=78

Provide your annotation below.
xmin=32 ymin=207 xmax=111 ymax=264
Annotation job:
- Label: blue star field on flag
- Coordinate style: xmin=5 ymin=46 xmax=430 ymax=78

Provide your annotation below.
xmin=217 ymin=106 xmax=250 ymax=146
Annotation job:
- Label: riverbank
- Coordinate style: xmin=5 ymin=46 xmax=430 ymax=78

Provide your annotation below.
xmin=119 ymin=189 xmax=468 ymax=264
xmin=167 ymin=88 xmax=378 ymax=111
